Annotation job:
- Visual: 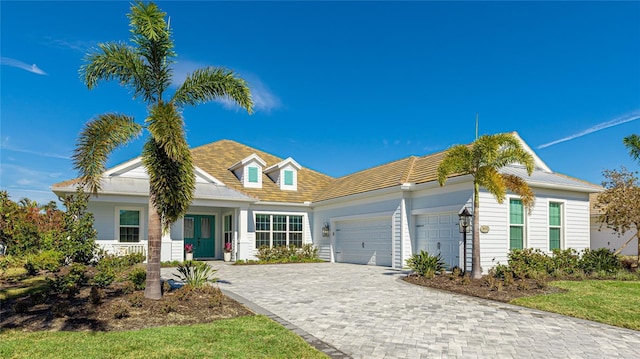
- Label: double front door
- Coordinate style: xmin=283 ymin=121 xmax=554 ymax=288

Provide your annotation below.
xmin=184 ymin=215 xmax=215 ymax=259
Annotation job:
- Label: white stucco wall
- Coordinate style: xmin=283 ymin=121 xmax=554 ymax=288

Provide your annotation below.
xmin=591 ymin=217 xmax=638 ymax=256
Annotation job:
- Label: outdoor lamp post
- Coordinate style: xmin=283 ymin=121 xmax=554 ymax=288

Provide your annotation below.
xmin=458 ymin=208 xmax=472 ymax=273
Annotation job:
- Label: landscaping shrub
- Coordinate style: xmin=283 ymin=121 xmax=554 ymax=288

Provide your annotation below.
xmin=255 ymin=244 xmax=320 ymax=263
xmin=24 ymin=250 xmax=64 ymax=275
xmin=91 ymin=269 xmax=116 ymax=288
xmin=549 ymin=248 xmax=580 ymax=275
xmin=507 ymin=248 xmax=551 ymax=279
xmin=128 ymin=292 xmax=144 ymax=307
xmin=174 ymin=261 xmax=218 ymax=288
xmin=406 ymin=250 xmax=445 ymax=278
xmin=580 ymin=248 xmax=620 ymax=274
xmin=127 ymin=265 xmax=147 ymax=290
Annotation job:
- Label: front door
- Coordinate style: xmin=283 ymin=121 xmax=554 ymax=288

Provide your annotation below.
xmin=184 ymin=215 xmax=215 ymax=259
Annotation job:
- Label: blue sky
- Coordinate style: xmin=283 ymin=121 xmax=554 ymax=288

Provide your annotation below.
xmin=1 ymin=1 xmax=639 ymax=205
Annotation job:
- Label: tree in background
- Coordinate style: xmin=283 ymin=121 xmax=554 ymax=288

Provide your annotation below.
xmin=623 ymin=134 xmax=640 ymax=163
xmin=437 ymin=133 xmax=535 ymax=279
xmin=74 ymin=1 xmax=253 ymax=299
xmin=596 ymin=167 xmax=640 ymax=266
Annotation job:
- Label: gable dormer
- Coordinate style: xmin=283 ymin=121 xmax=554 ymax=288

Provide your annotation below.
xmin=229 ymin=154 xmax=267 ymax=188
xmin=264 ymin=157 xmax=302 ymax=191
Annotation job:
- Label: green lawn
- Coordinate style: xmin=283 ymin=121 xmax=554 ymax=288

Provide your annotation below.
xmin=0 ymin=315 xmax=328 ymax=359
xmin=512 ymin=280 xmax=640 ymax=330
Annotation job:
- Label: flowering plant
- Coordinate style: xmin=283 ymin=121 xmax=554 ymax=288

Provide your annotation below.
xmin=184 ymin=243 xmax=193 ymax=253
xmin=224 ymin=242 xmax=232 ymax=253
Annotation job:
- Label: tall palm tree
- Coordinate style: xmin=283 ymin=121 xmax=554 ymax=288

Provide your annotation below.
xmin=437 ymin=133 xmax=535 ymax=279
xmin=73 ymin=1 xmax=253 ymax=299
xmin=623 ymin=134 xmax=640 ymax=163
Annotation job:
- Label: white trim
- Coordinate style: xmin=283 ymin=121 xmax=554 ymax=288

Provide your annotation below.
xmin=547 ymin=199 xmax=566 ymax=251
xmin=104 ymin=157 xmax=143 ymax=176
xmin=253 ymin=212 xmax=307 ymax=248
xmin=411 ymin=204 xmax=466 ymax=216
xmin=264 ymin=157 xmax=302 ymax=173
xmin=228 ymin=153 xmax=267 ymax=171
xmin=114 ymin=206 xmax=145 ymax=243
xmin=512 ymin=132 xmax=552 ymax=173
xmin=331 ymin=211 xmax=395 ymax=223
xmin=506 ymin=195 xmax=527 ymax=249
xmin=194 ymin=166 xmax=225 ymax=185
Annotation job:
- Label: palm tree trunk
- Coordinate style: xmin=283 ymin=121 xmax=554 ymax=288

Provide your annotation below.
xmin=144 ymin=197 xmax=162 ymax=300
xmin=471 ymin=182 xmax=482 ymax=279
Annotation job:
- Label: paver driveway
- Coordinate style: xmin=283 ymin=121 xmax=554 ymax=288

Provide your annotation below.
xmin=164 ymin=262 xmax=640 ymax=358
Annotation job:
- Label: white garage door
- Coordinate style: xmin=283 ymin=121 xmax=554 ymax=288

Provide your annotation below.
xmin=416 ymin=212 xmax=461 ymax=269
xmin=335 ymin=218 xmax=392 ymax=266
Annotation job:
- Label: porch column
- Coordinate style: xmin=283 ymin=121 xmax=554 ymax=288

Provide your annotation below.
xmin=237 ymin=207 xmax=249 ymax=261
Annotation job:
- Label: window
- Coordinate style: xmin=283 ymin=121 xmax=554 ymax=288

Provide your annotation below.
xmin=284 ymin=170 xmax=294 ymax=186
xmin=255 ymin=214 xmax=304 ymax=248
xmin=509 ymin=199 xmax=524 ymax=249
xmin=248 ymin=167 xmax=258 ymax=183
xmin=549 ymin=202 xmax=562 ymax=250
xmin=224 ymin=215 xmax=233 ymax=245
xmin=119 ymin=209 xmax=140 ymax=242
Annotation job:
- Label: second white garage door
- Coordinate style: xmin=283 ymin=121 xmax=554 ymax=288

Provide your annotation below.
xmin=415 ymin=212 xmax=461 ymax=269
xmin=334 ymin=218 xmax=392 ymax=266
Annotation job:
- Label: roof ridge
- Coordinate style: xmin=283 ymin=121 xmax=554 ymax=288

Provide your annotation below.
xmin=401 ymin=156 xmax=418 ymax=183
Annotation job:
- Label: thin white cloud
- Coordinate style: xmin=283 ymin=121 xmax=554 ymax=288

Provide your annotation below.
xmin=537 ymin=111 xmax=640 ymax=149
xmin=171 ymin=60 xmax=281 ymax=113
xmin=45 ymin=37 xmax=95 ymax=53
xmin=1 ymin=137 xmax=71 ymax=159
xmin=1 ymin=57 xmax=47 ymax=75
xmin=0 ymin=163 xmax=63 ymax=180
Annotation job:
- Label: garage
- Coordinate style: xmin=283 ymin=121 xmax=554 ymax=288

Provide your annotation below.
xmin=334 ymin=218 xmax=392 ymax=266
xmin=415 ymin=212 xmax=461 ymax=269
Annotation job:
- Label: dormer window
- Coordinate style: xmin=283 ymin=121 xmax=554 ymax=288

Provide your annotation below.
xmin=229 ymin=154 xmax=266 ymax=188
xmin=264 ymin=157 xmax=301 ymax=191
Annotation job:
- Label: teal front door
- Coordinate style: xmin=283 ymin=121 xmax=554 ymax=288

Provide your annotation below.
xmin=184 ymin=215 xmax=215 ymax=259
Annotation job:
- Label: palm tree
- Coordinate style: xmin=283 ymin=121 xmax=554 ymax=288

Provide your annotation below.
xmin=73 ymin=1 xmax=253 ymax=299
xmin=437 ymin=133 xmax=535 ymax=279
xmin=623 ymin=134 xmax=640 ymax=163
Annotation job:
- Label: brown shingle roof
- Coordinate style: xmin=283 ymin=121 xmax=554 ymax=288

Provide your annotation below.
xmin=191 ymin=140 xmax=333 ymax=203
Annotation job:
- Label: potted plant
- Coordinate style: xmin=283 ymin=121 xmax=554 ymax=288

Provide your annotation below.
xmin=184 ymin=243 xmax=194 ymax=261
xmin=223 ymin=242 xmax=232 ymax=262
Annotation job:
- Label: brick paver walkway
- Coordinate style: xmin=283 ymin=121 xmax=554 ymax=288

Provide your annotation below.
xmin=163 ymin=262 xmax=640 ymax=358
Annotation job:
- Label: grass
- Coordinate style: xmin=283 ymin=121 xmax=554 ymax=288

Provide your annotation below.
xmin=512 ymin=280 xmax=640 ymax=330
xmin=0 ymin=267 xmax=48 ymax=300
xmin=0 ymin=315 xmax=328 ymax=359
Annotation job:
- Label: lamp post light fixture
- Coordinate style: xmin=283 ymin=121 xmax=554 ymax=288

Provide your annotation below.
xmin=458 ymin=207 xmax=472 ymax=273
xmin=322 ymin=222 xmax=330 ymax=237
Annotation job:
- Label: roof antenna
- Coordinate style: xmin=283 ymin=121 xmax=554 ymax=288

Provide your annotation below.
xmin=475 ymin=113 xmax=479 ymax=140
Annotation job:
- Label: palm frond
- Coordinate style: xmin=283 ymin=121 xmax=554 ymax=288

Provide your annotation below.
xmin=623 ymin=134 xmax=640 ymax=162
xmin=142 ymin=138 xmax=195 ymax=230
xmin=80 ymin=42 xmax=151 ymax=99
xmin=73 ymin=114 xmax=142 ymax=193
xmin=437 ymin=145 xmax=472 ymax=185
xmin=477 ymin=167 xmax=506 ymax=203
xmin=501 ymin=174 xmax=535 ymax=209
xmin=146 ymin=102 xmax=189 ymax=162
xmin=172 ymin=67 xmax=253 ymax=113
xmin=128 ymin=1 xmax=175 ymax=99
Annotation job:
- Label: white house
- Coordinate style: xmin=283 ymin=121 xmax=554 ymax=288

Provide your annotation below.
xmin=590 ymin=194 xmax=638 ymax=256
xmin=52 ymin=133 xmax=601 ymax=272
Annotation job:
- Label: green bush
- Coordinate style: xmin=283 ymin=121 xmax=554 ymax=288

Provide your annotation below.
xmin=580 ymin=248 xmax=620 ymax=274
xmin=174 ymin=261 xmax=218 ymax=288
xmin=507 ymin=248 xmax=552 ymax=279
xmin=127 ymin=265 xmax=147 ymax=290
xmin=255 ymin=244 xmax=320 ymax=263
xmin=406 ymin=250 xmax=445 ymax=278
xmin=91 ymin=269 xmax=116 ymax=288
xmin=24 ymin=250 xmax=64 ymax=275
xmin=549 ymin=248 xmax=580 ymax=275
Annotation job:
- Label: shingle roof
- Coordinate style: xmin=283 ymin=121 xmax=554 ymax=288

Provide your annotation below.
xmin=190 ymin=140 xmax=333 ymax=203
xmin=53 ymin=138 xmax=602 ymax=204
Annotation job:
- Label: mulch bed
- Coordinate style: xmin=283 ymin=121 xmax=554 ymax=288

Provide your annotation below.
xmin=0 ymin=270 xmax=252 ymax=332
xmin=403 ymin=273 xmax=566 ymax=302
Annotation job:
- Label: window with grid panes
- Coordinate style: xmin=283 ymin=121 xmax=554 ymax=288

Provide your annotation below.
xmin=119 ymin=210 xmax=140 ymax=242
xmin=254 ymin=214 xmax=304 ymax=248
xmin=549 ymin=202 xmax=562 ymax=250
xmin=509 ymin=199 xmax=524 ymax=249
